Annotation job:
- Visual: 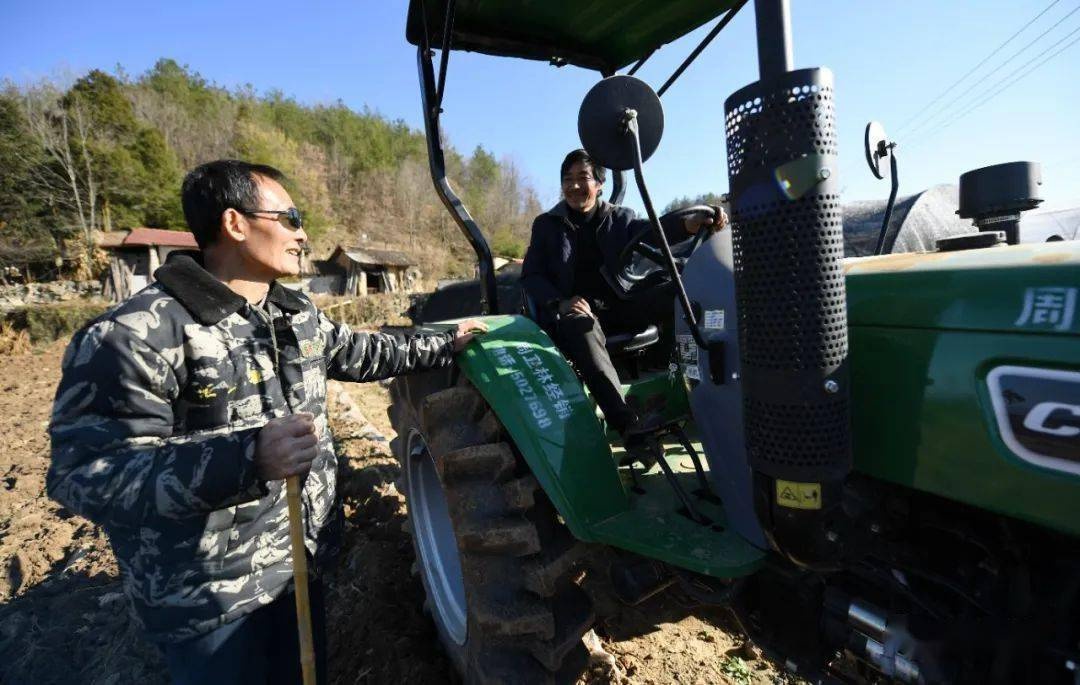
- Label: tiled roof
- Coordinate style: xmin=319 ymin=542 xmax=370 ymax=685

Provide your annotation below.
xmin=335 ymin=246 xmax=413 ymax=267
xmin=96 ymin=231 xmax=130 ymax=249
xmin=121 ymin=228 xmax=199 ymax=249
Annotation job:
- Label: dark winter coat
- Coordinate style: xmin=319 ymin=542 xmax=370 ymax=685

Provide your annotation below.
xmin=520 ymin=200 xmax=688 ymax=328
xmin=47 ymin=254 xmax=454 ymax=642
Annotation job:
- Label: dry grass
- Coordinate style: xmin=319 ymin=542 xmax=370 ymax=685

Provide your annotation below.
xmin=0 ymin=320 xmax=31 ymax=355
xmin=3 ymin=300 xmax=111 ymax=346
xmin=312 ymin=293 xmax=415 ymax=330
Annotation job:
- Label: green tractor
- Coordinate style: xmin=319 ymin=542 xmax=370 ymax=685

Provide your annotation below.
xmin=388 ymin=1 xmax=1080 ymax=682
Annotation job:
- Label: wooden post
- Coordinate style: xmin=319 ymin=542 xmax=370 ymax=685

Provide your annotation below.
xmin=286 ymin=475 xmax=316 ymax=685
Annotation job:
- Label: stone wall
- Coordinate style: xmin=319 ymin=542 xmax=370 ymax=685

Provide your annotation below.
xmin=0 ymin=281 xmax=104 ymax=313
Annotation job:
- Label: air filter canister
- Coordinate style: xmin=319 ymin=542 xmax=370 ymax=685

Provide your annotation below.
xmin=724 ymin=67 xmax=852 ymax=566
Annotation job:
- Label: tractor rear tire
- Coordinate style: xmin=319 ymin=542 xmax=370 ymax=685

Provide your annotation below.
xmin=389 ymin=375 xmax=594 ymax=684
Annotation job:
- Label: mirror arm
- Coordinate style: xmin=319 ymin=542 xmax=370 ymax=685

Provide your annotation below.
xmin=873 ymin=144 xmax=900 ymax=256
xmin=626 ymin=114 xmax=711 ymax=351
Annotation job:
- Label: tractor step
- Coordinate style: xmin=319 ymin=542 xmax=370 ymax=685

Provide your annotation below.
xmin=594 ymin=437 xmax=767 ymax=578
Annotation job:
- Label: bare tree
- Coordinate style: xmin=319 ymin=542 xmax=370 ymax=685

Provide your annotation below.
xmin=128 ymin=86 xmax=237 ymax=168
xmin=70 ymin=99 xmax=97 ymax=246
xmin=19 ymin=84 xmax=98 ymax=253
xmin=395 ymin=157 xmax=431 ymax=247
xmin=326 ymin=140 xmax=353 ymax=200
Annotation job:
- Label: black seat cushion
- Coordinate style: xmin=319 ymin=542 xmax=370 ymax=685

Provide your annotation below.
xmin=605 ymin=324 xmax=659 ymax=356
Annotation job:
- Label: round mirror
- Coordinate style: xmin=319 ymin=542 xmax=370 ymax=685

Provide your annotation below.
xmin=578 ymin=75 xmax=664 ymax=172
xmin=864 ymin=121 xmax=890 ymax=180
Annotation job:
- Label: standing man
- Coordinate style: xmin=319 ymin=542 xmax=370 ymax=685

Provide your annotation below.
xmin=47 ymin=159 xmax=486 ymax=684
xmin=521 ymin=149 xmax=725 ymax=439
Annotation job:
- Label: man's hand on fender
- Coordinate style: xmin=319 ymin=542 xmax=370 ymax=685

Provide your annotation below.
xmin=256 ymin=413 xmax=319 ymax=481
xmin=685 ymin=205 xmax=729 ymax=235
xmin=559 ymin=296 xmax=593 ymax=319
xmin=453 ymin=318 xmax=489 ymax=351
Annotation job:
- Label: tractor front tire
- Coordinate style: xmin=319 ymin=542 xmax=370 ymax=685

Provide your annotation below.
xmin=389 ymin=377 xmax=594 ymax=684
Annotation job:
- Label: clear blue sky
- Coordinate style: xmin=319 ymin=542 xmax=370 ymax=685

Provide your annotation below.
xmin=2 ymin=0 xmax=1078 ymax=216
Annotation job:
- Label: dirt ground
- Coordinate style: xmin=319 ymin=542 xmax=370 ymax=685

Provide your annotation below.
xmin=0 ymin=340 xmax=788 ymax=685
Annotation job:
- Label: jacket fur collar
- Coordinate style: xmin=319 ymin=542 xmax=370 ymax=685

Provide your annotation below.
xmin=154 ymin=251 xmax=306 ymax=326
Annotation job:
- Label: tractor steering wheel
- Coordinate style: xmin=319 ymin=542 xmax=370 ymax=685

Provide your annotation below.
xmin=617 ymin=204 xmax=721 ymax=269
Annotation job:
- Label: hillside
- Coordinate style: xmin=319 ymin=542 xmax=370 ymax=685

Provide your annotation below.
xmin=0 ymin=59 xmax=538 ymax=281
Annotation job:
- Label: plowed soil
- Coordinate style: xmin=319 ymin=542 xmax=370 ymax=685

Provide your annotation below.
xmin=0 ymin=341 xmax=787 ymax=685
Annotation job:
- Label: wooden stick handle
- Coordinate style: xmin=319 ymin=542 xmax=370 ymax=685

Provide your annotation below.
xmin=286 ymin=475 xmax=317 ymax=685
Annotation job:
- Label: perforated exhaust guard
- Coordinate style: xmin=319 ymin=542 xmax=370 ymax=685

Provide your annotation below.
xmin=724 ymin=67 xmax=851 ymax=483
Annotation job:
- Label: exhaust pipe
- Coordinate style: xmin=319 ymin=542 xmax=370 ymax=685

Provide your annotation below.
xmin=723 ymin=65 xmax=852 ymax=567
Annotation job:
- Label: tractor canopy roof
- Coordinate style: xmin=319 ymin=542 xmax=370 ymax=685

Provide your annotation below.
xmin=406 ymin=0 xmax=742 ymax=73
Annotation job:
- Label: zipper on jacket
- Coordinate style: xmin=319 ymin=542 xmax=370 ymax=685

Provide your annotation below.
xmin=251 ymin=303 xmax=288 ymax=414
xmin=566 ymin=219 xmax=575 ymax=287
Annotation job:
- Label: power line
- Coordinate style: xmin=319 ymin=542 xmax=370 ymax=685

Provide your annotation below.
xmin=901 ymin=3 xmax=1080 ymax=141
xmin=931 ymin=28 xmax=1080 ymax=135
xmin=894 ymin=0 xmax=1063 ymax=137
xmin=906 ymin=30 xmax=1080 ymax=150
xmin=900 ymin=2 xmax=1080 ymax=142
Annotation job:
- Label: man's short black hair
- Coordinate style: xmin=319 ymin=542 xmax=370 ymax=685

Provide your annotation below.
xmin=181 ymin=159 xmax=286 ymax=249
xmin=560 ymin=149 xmax=606 ymax=185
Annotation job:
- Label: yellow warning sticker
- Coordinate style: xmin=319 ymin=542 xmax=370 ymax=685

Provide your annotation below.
xmin=776 ymin=480 xmax=822 ymax=510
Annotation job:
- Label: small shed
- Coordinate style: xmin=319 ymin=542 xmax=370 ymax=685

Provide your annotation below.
xmin=326 ymin=246 xmax=418 ymax=295
xmin=100 ymin=228 xmax=198 ymax=302
xmin=492 ymin=256 xmax=524 ymax=271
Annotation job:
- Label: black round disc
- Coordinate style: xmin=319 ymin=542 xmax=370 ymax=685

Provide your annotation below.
xmin=578 ymin=75 xmax=664 ymax=172
xmin=936 ymin=231 xmax=1005 ymax=252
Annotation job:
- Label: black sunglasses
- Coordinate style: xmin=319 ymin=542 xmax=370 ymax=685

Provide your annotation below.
xmin=238 ymin=206 xmax=304 ymax=230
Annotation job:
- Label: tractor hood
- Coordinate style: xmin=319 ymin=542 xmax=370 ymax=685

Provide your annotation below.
xmin=406 ymin=0 xmax=741 ymax=73
xmin=845 ymin=241 xmax=1080 ymax=336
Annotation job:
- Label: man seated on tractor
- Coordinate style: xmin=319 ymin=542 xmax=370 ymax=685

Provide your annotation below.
xmin=522 ymin=148 xmax=726 ymax=440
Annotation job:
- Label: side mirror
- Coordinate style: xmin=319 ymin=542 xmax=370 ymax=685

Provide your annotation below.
xmin=864 ymin=121 xmax=893 ymax=180
xmin=577 ymin=75 xmax=664 ymax=172
xmin=864 ymin=121 xmax=900 ymax=255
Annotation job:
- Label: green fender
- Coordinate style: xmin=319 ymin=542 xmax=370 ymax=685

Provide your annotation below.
xmin=455 ymin=315 xmax=630 ymax=539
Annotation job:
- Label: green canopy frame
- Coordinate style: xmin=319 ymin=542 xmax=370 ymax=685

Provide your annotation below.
xmin=409 ymin=0 xmax=793 ymax=313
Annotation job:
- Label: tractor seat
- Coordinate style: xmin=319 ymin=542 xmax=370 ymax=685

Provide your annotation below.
xmin=605 ymin=325 xmax=659 ymax=356
xmin=605 ymin=324 xmax=659 ymax=379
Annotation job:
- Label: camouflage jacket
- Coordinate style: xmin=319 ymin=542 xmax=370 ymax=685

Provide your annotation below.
xmin=47 ymin=254 xmax=454 ymax=642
